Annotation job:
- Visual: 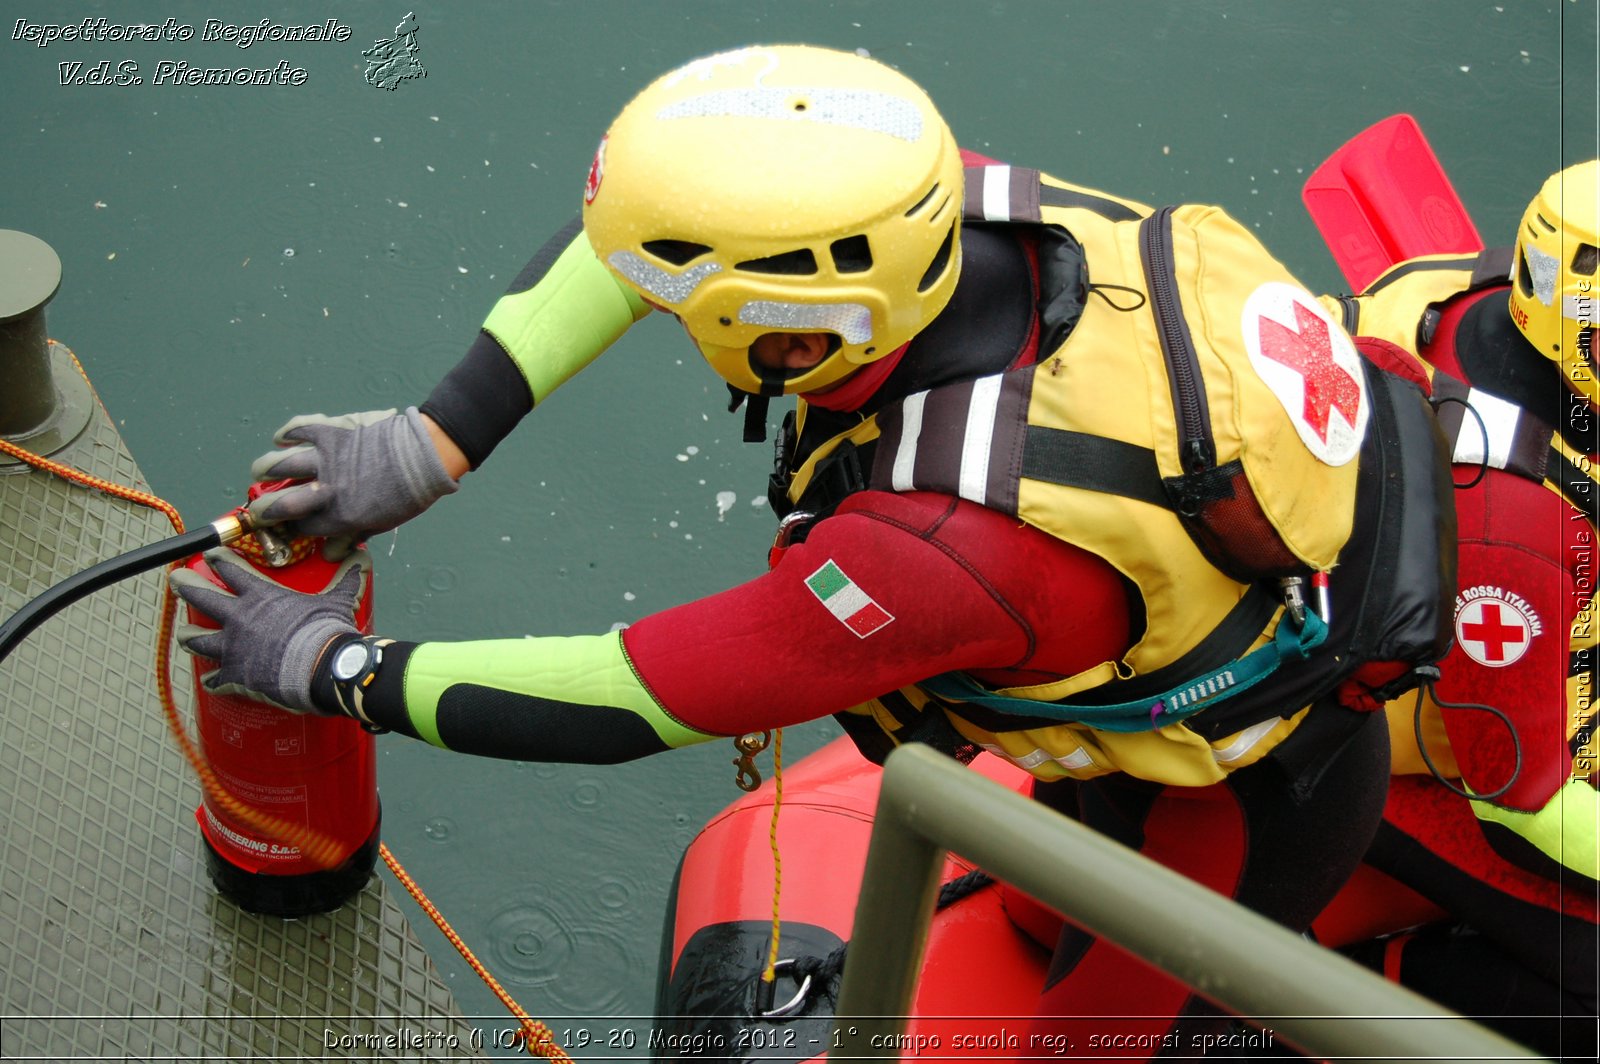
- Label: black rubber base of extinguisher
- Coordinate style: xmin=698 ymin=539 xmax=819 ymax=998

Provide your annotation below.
xmin=202 ymin=810 xmax=382 ymax=918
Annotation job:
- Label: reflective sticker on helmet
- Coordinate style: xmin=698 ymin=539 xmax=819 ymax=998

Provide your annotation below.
xmin=738 ymin=300 xmax=874 ymax=344
xmin=584 ymin=135 xmax=607 ymax=205
xmin=1242 ymin=282 xmax=1368 ymax=466
xmin=1454 ymin=585 xmax=1543 ymax=668
xmin=607 ymin=251 xmax=721 ymax=305
xmin=1524 ymin=242 xmax=1559 ymax=305
xmin=659 ymin=87 xmax=924 ymax=142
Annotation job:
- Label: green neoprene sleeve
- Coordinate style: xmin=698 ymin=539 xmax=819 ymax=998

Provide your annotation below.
xmin=483 ymin=229 xmax=651 ymax=404
xmin=399 ymin=630 xmax=717 ymax=751
xmin=1472 ymin=775 xmax=1599 ymax=880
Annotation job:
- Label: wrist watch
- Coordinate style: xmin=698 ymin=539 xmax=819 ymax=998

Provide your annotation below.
xmin=329 ymin=636 xmax=394 ymax=731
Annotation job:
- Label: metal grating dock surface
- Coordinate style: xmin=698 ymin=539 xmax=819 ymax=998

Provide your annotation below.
xmin=0 ymin=345 xmax=482 ymax=1061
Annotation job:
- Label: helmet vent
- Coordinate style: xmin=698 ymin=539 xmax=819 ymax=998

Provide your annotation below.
xmin=1573 ymin=243 xmax=1598 ymax=277
xmin=736 ymin=248 xmax=818 ymax=275
xmin=643 ymin=239 xmax=713 ymax=265
xmin=905 ymin=183 xmax=940 ymax=217
xmin=917 ymin=224 xmax=955 ymax=293
xmin=1536 ymin=213 xmax=1558 ymax=233
xmin=830 ymin=235 xmax=873 ymax=273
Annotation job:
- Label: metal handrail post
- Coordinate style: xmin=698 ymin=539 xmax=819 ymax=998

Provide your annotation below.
xmin=831 ymin=743 xmax=1547 ymax=1062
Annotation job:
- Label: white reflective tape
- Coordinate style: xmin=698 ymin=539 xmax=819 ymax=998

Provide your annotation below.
xmin=1455 ymin=387 xmax=1521 ymax=469
xmin=1211 ymin=719 xmax=1282 ymax=765
xmin=659 ymin=87 xmax=925 ymax=142
xmin=738 ymin=301 xmax=873 ymax=344
xmin=1564 ymin=292 xmax=1596 ymax=323
xmin=958 ymin=374 xmax=1003 ymax=505
xmin=608 ymin=251 xmax=721 ymax=304
xmin=1523 ymin=243 xmax=1559 ymax=305
xmin=980 ymin=742 xmax=1095 ymax=772
xmin=982 ymin=165 xmax=1012 ymax=222
xmin=891 ymin=391 xmax=927 ymax=492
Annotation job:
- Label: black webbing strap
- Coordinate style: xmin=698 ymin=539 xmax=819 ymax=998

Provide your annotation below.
xmin=1019 ymin=424 xmax=1170 ymax=510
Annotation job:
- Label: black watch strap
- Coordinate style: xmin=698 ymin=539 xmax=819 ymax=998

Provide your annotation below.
xmin=318 ymin=635 xmax=394 ymax=732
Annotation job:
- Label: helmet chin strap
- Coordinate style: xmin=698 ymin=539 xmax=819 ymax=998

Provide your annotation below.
xmin=725 ymin=386 xmax=776 ymax=444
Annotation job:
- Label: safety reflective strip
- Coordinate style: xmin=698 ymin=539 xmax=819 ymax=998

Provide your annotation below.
xmin=890 ymin=390 xmax=927 ymax=491
xmin=739 ymin=300 xmax=875 ymax=344
xmin=875 ymin=371 xmax=1030 ymax=514
xmin=1210 ymin=718 xmax=1282 ymax=765
xmin=959 ymin=374 xmax=1003 ymax=505
xmin=981 ymin=742 xmax=1095 ymax=772
xmin=982 ymin=165 xmax=1013 ymax=221
xmin=1454 ymin=386 xmax=1523 ymax=468
xmin=606 ymin=250 xmax=721 ymax=305
xmin=963 ymin=164 xmax=1045 ymax=224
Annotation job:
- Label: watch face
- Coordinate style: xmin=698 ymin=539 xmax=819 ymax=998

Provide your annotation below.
xmin=331 ymin=641 xmax=370 ymax=682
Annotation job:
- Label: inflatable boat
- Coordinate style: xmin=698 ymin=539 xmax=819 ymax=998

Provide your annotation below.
xmin=653 ymin=736 xmax=1053 ymax=1060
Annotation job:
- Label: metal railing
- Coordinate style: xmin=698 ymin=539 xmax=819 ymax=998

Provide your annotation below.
xmin=831 ymin=743 xmax=1549 ymax=1062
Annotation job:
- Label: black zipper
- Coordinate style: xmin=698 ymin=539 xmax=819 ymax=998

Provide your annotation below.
xmin=1139 ymin=206 xmax=1214 ymax=481
xmin=1334 ymin=294 xmax=1361 ymax=336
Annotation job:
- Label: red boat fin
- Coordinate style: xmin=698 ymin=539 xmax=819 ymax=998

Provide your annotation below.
xmin=1303 ymin=114 xmax=1483 ymax=292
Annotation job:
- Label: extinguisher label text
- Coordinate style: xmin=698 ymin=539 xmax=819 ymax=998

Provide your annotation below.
xmin=203 ymin=805 xmax=301 ymax=859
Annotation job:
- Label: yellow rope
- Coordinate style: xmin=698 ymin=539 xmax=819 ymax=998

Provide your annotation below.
xmin=4 ymin=346 xmax=567 ymax=1059
xmin=761 ymin=727 xmax=786 ymax=985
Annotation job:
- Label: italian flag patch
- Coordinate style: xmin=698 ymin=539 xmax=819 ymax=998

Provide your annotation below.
xmin=806 ymin=560 xmax=894 ymax=638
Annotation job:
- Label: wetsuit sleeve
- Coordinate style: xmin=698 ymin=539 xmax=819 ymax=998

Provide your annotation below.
xmin=419 ymin=219 xmax=651 ymax=468
xmin=1470 ymin=775 xmax=1600 ymax=883
xmin=339 ymin=492 xmax=1129 ymax=764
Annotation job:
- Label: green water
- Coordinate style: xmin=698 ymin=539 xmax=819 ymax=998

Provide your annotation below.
xmin=2 ymin=0 xmax=1595 ymax=1053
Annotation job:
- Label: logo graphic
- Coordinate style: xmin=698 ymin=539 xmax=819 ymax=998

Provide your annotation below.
xmin=364 ymin=12 xmax=425 ymax=90
xmin=1455 ymin=586 xmax=1543 ymax=668
xmin=584 ymin=135 xmax=608 ymax=205
xmin=806 ymin=560 xmax=894 ymax=638
xmin=1243 ymin=282 xmax=1368 ymax=466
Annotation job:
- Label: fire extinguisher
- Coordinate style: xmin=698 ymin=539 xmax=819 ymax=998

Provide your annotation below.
xmin=185 ymin=484 xmax=381 ymax=917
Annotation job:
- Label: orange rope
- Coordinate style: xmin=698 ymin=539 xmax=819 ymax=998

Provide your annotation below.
xmin=380 ymin=844 xmax=571 ymax=1061
xmin=5 ymin=345 xmax=566 ymax=1060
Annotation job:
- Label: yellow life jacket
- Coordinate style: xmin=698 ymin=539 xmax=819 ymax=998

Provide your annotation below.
xmin=1318 ymin=248 xmax=1513 ymax=358
xmin=780 ymin=165 xmax=1455 ymax=784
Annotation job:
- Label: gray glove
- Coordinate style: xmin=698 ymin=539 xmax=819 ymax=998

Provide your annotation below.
xmin=247 ymin=407 xmax=458 ymax=558
xmin=170 ymin=548 xmax=370 ymax=714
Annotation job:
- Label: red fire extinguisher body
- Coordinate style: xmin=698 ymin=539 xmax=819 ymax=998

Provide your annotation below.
xmin=186 ymin=535 xmax=381 ymax=916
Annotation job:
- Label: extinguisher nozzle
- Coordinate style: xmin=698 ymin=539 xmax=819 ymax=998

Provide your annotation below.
xmin=209 ymin=511 xmax=248 ymax=547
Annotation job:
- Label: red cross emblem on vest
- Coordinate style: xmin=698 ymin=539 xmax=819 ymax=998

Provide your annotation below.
xmin=1243 ymin=282 xmax=1368 ymax=467
xmin=1456 ymin=597 xmax=1535 ymax=668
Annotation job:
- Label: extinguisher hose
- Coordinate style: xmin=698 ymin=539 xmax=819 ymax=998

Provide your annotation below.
xmin=0 ymin=516 xmax=246 ymax=666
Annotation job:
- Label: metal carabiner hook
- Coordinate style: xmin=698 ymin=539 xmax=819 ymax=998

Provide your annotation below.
xmin=756 ymin=958 xmax=813 ymax=1020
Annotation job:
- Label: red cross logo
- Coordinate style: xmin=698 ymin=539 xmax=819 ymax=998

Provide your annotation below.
xmin=1456 ymin=599 xmax=1532 ymax=667
xmin=584 ymin=135 xmax=607 ymax=205
xmin=1257 ymin=301 xmax=1364 ymax=444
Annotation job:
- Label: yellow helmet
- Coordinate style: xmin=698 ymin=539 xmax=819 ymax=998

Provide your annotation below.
xmin=582 ymin=45 xmax=965 ymax=396
xmin=1509 ymin=159 xmax=1599 ymax=404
